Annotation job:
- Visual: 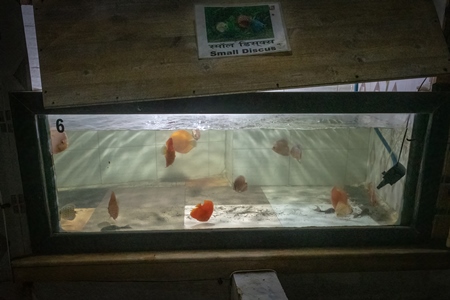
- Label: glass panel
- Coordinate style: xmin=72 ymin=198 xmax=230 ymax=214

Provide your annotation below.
xmin=44 ymin=113 xmax=414 ymax=233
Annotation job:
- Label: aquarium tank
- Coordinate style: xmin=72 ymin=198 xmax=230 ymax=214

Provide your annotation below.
xmin=50 ymin=113 xmax=407 ymax=232
xmin=10 ymin=91 xmax=449 ymax=254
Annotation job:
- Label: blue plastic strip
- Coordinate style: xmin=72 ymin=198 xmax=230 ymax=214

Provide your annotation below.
xmin=374 ymin=128 xmax=398 ymax=165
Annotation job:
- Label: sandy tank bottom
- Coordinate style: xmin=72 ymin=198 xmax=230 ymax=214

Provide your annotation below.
xmin=58 ymin=175 xmax=397 ymax=233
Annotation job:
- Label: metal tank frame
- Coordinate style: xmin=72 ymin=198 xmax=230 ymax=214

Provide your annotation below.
xmin=9 ymin=91 xmax=450 ymax=254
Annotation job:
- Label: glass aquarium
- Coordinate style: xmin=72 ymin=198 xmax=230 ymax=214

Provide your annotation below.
xmin=10 ymin=92 xmax=449 ymax=253
xmin=50 ymin=113 xmax=410 ymax=233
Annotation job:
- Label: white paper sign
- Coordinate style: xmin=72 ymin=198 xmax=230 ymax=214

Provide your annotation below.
xmin=195 ymin=3 xmax=291 ymax=59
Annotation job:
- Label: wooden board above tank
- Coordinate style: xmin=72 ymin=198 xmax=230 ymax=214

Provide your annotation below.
xmin=33 ymin=0 xmax=450 ymax=108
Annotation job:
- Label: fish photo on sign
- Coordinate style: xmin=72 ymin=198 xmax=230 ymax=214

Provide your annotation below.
xmin=195 ymin=2 xmax=290 ymax=59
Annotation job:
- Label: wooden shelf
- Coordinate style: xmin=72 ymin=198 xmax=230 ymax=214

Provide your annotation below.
xmin=33 ymin=0 xmax=450 ymax=108
xmin=12 ymin=247 xmax=450 ymax=282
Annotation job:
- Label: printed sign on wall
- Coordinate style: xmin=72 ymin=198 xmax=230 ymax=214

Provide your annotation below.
xmin=195 ymin=3 xmax=290 ymax=59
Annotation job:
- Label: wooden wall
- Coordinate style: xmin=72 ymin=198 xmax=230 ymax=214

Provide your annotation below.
xmin=32 ymin=270 xmax=450 ymax=300
xmin=0 ymin=0 xmax=33 ymax=283
xmin=33 ymin=0 xmax=450 ymax=107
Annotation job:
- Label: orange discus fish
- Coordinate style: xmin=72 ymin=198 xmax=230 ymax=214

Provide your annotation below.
xmin=190 ymin=200 xmax=214 ymax=222
xmin=335 ymin=201 xmax=353 ymax=217
xmin=170 ymin=130 xmax=197 ymax=154
xmin=108 ymin=191 xmax=119 ymax=220
xmin=165 ymin=138 xmax=176 ymax=167
xmin=50 ymin=129 xmax=69 ymax=154
xmin=331 ymin=186 xmax=348 ymax=209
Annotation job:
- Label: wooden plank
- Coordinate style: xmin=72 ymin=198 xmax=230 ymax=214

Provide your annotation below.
xmin=32 ymin=280 xmax=231 ymax=300
xmin=33 ymin=0 xmax=450 ymax=108
xmin=11 ymin=247 xmax=450 ymax=282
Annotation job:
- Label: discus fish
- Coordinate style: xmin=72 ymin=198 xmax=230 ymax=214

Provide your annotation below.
xmin=237 ymin=15 xmax=251 ymax=28
xmin=170 ymin=130 xmax=197 ymax=154
xmin=331 ymin=186 xmax=348 ymax=209
xmin=250 ymin=18 xmax=265 ymax=32
xmin=335 ymin=201 xmax=353 ymax=217
xmin=272 ymin=139 xmax=290 ymax=156
xmin=190 ymin=200 xmax=214 ymax=222
xmin=108 ymin=191 xmax=119 ymax=220
xmin=164 ymin=137 xmax=176 ymax=167
xmin=215 ymin=22 xmax=228 ymax=33
xmin=290 ymin=144 xmax=302 ymax=161
xmin=50 ymin=129 xmax=69 ymax=154
xmin=233 ymin=175 xmax=248 ymax=192
xmin=59 ymin=204 xmax=76 ymax=220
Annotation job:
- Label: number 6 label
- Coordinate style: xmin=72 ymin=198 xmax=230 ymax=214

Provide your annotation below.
xmin=56 ymin=119 xmax=65 ymax=133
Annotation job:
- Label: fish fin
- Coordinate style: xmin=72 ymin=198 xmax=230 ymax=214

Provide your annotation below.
xmin=161 ymin=145 xmax=167 ymax=155
xmin=190 ymin=140 xmax=197 ymax=148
